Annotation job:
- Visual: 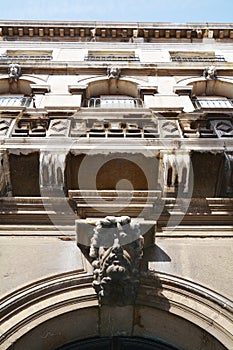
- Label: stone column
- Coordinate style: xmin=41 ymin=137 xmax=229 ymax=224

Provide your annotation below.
xmin=0 ymin=150 xmax=12 ymax=196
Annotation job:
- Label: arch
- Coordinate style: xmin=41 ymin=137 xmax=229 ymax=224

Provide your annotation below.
xmin=176 ymin=77 xmax=233 ymax=98
xmin=0 ymin=272 xmax=231 ymax=350
xmin=55 ymin=336 xmax=180 ymax=349
xmin=0 ymin=75 xmax=47 ymax=95
xmin=78 ymin=76 xmax=148 ymax=98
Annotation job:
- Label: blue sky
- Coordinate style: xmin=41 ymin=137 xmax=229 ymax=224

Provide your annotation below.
xmin=0 ymin=0 xmax=232 ymax=23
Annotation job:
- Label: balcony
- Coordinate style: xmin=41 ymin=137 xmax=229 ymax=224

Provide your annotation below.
xmin=0 ymin=96 xmax=32 ymax=107
xmin=171 ymin=55 xmax=226 ymax=62
xmin=84 ymin=54 xmax=140 ymax=61
xmin=84 ymin=97 xmax=144 ymax=108
xmin=192 ymin=98 xmax=233 ymax=110
xmin=70 ymin=119 xmax=158 ymax=139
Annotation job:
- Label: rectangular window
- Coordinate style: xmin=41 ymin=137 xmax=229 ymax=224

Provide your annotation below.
xmin=87 ymin=96 xmax=143 ymax=108
xmin=192 ymin=97 xmax=233 ymax=109
xmin=0 ymin=96 xmax=32 ymax=107
xmin=0 ymin=50 xmax=53 ymax=60
xmin=85 ymin=50 xmax=139 ymax=61
xmin=170 ymin=51 xmax=226 ymax=62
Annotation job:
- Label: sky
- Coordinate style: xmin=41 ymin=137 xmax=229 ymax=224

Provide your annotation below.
xmin=0 ymin=0 xmax=232 ymax=23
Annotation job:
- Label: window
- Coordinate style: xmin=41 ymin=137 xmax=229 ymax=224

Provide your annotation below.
xmin=170 ymin=51 xmax=226 ymax=62
xmin=0 ymin=50 xmax=53 ymax=60
xmin=0 ymin=96 xmax=32 ymax=107
xmin=86 ymin=96 xmax=143 ymax=108
xmin=192 ymin=97 xmax=233 ymax=109
xmin=85 ymin=50 xmax=139 ymax=61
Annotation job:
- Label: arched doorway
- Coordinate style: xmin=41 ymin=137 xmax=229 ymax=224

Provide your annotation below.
xmin=55 ymin=336 xmax=180 ymax=350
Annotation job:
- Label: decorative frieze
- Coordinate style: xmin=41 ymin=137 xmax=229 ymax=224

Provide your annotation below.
xmin=158 ymin=119 xmax=182 ymax=138
xmin=47 ymin=119 xmax=71 ymax=137
xmin=0 ymin=118 xmax=13 ymax=137
xmin=190 ymin=118 xmax=233 ymax=138
xmin=11 ymin=117 xmax=48 ymax=137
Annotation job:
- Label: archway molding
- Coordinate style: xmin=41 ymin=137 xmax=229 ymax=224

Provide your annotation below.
xmin=0 ymin=272 xmax=231 ymax=350
xmin=78 ymin=76 xmax=151 ymax=98
xmin=0 ymin=75 xmax=48 ymax=95
xmin=176 ymin=77 xmax=233 ymax=98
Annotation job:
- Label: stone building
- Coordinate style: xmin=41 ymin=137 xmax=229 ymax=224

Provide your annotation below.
xmin=0 ymin=21 xmax=232 ymax=350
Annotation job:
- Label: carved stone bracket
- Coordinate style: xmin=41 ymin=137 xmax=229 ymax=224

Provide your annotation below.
xmin=90 ymin=216 xmax=143 ymax=305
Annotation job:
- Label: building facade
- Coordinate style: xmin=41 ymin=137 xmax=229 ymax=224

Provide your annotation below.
xmin=0 ymin=21 xmax=232 ymax=349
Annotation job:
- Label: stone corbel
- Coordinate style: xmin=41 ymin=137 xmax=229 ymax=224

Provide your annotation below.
xmin=76 ymin=216 xmax=144 ymax=306
xmin=173 ymin=85 xmax=193 ymax=96
xmin=68 ymin=84 xmax=87 ymax=100
xmin=30 ymin=84 xmax=51 ymax=94
xmin=138 ymin=85 xmax=158 ymax=99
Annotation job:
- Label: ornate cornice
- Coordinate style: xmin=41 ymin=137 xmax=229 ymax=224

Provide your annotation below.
xmin=0 ymin=21 xmax=233 ymax=41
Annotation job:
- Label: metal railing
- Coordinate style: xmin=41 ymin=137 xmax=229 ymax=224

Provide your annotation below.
xmin=0 ymin=97 xmax=32 ymax=107
xmin=192 ymin=98 xmax=233 ymax=109
xmin=171 ymin=55 xmax=226 ymax=62
xmin=84 ymin=54 xmax=140 ymax=61
xmin=84 ymin=97 xmax=144 ymax=108
xmin=0 ymin=55 xmax=52 ymax=60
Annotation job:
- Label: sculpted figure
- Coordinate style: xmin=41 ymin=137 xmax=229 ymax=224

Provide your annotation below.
xmin=90 ymin=216 xmax=143 ymax=305
xmin=8 ymin=64 xmax=22 ymax=83
xmin=203 ymin=65 xmax=217 ymax=80
xmin=107 ymin=66 xmax=121 ymax=79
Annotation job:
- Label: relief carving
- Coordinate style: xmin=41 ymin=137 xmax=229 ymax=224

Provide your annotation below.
xmin=203 ymin=65 xmax=217 ymax=80
xmin=8 ymin=63 xmax=22 ymax=83
xmin=90 ymin=216 xmax=143 ymax=305
xmin=107 ymin=66 xmax=121 ymax=79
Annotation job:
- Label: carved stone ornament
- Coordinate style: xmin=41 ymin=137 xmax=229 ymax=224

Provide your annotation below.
xmin=90 ymin=216 xmax=143 ymax=305
xmin=107 ymin=66 xmax=121 ymax=79
xmin=203 ymin=65 xmax=217 ymax=80
xmin=8 ymin=63 xmax=22 ymax=83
